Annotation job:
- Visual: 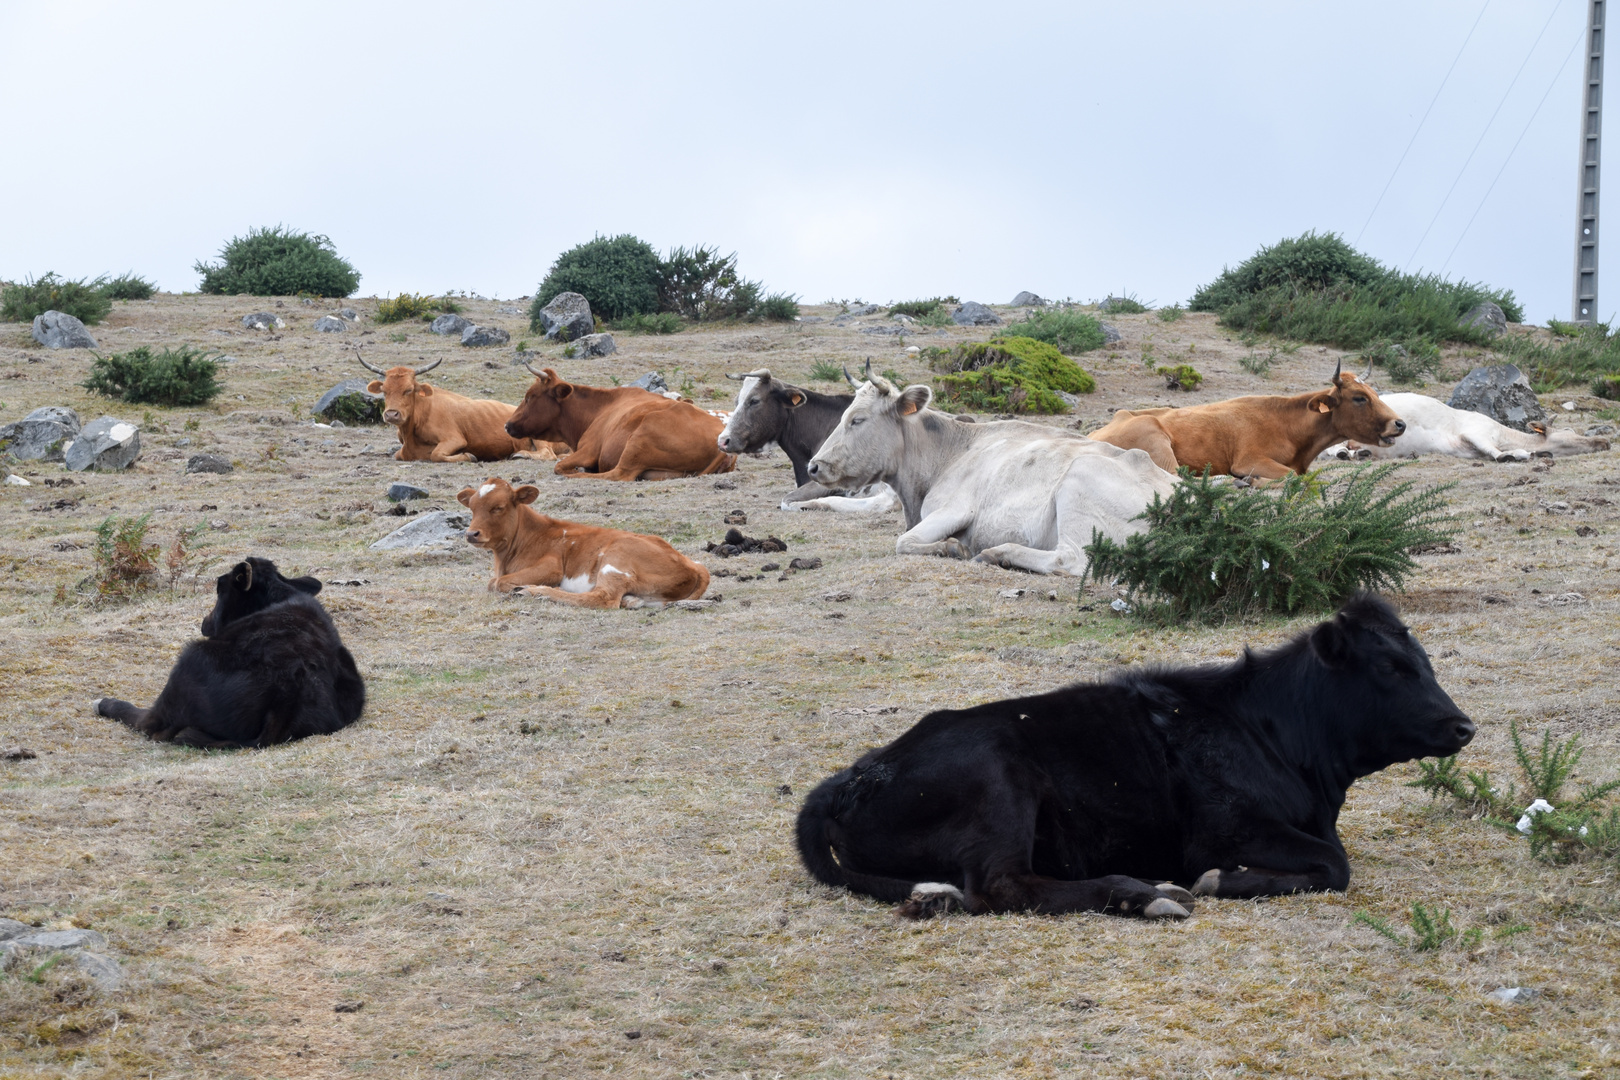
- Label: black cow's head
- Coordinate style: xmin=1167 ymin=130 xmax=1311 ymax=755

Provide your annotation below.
xmin=1308 ymin=594 xmax=1474 ymax=772
xmin=717 ymin=369 xmax=808 ymax=454
xmin=201 ymin=557 xmax=322 ymax=637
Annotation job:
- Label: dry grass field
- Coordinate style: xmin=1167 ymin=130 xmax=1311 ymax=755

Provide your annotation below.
xmin=1 ymin=295 xmax=1618 ymax=1079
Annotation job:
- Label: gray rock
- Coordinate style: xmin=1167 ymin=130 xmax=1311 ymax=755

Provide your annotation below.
xmin=798 ymin=316 xmax=824 ymax=324
xmin=186 ymin=453 xmax=233 ymax=475
xmin=538 ymin=292 xmax=594 ymax=342
xmin=313 ymin=315 xmax=348 ymax=333
xmin=31 ymin=310 xmax=97 ymax=349
xmin=496 ymin=305 xmax=522 ymax=315
xmin=314 ymin=379 xmax=384 ymax=424
xmin=431 ymin=313 xmax=473 ymax=336
xmin=0 ymin=919 xmax=31 ymax=941
xmin=370 ymin=510 xmax=471 ymax=551
xmin=241 ymin=312 xmax=284 ymax=330
xmin=9 ymin=929 xmax=107 ymax=951
xmin=1448 ymin=364 xmax=1546 ymax=431
xmin=63 ymin=416 xmax=141 ymax=472
xmin=387 ymin=482 xmax=429 ymax=502
xmin=460 ymin=325 xmax=511 ymax=348
xmin=1100 ymin=323 xmax=1123 ymax=344
xmin=891 ymin=313 xmax=916 ymax=325
xmin=1460 ymin=301 xmax=1508 ymax=337
xmin=952 ymin=301 xmax=1002 ymax=326
xmin=573 ymin=332 xmax=616 ymax=357
xmin=338 ymin=308 xmax=359 ymax=321
xmin=0 ymin=928 xmax=124 ymax=990
xmin=1010 ymin=291 xmax=1046 ymax=307
xmin=629 ymin=372 xmax=669 ymax=394
xmin=67 ymin=950 xmax=126 ymax=990
xmin=846 ymin=303 xmax=881 ymax=317
xmin=0 ymin=406 xmax=82 ymax=461
xmin=1585 ymin=423 xmax=1617 ymax=436
xmin=860 ymin=325 xmax=905 ymax=335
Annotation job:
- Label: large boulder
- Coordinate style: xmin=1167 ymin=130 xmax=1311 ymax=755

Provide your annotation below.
xmin=1100 ymin=323 xmax=1123 ymax=345
xmin=314 ymin=379 xmax=384 ymax=424
xmin=952 ymin=301 xmax=1002 ymax=326
xmin=573 ymin=332 xmax=616 ymax=357
xmin=0 ymin=406 xmax=81 ymax=461
xmin=431 ymin=313 xmax=473 ymax=336
xmin=370 ymin=510 xmax=471 ymax=551
xmin=313 ymin=315 xmax=347 ymax=333
xmin=1010 ymin=291 xmax=1046 ymax=307
xmin=461 ymin=325 xmax=511 ymax=348
xmin=1448 ymin=364 xmax=1546 ymax=432
xmin=537 ymin=292 xmax=594 ymax=342
xmin=1459 ymin=301 xmax=1507 ymax=337
xmin=63 ymin=416 xmax=141 ymax=471
xmin=846 ymin=303 xmax=881 ymax=317
xmin=241 ymin=312 xmax=284 ymax=330
xmin=31 ymin=310 xmax=97 ymax=349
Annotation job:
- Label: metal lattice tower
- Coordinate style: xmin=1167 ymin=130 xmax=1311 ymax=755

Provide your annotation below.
xmin=1574 ymin=0 xmax=1606 ymax=323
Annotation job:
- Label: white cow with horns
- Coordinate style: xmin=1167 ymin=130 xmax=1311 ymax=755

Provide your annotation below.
xmin=805 ymin=376 xmax=1177 ymax=575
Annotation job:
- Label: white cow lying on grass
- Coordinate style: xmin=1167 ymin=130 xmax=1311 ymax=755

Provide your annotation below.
xmin=1323 ymin=392 xmax=1612 ymax=463
xmin=805 ymin=376 xmax=1177 ymax=575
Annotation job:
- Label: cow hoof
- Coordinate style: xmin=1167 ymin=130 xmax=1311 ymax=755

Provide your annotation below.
xmin=1155 ymin=882 xmax=1196 ymax=911
xmin=1142 ymin=897 xmax=1190 ymax=920
xmin=897 ymin=882 xmax=965 ymax=920
xmin=90 ymin=697 xmax=106 ymax=715
xmin=1191 ymin=869 xmax=1221 ymax=897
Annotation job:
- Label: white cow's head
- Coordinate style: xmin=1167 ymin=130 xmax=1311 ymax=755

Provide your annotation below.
xmin=806 ymin=375 xmax=931 ymax=489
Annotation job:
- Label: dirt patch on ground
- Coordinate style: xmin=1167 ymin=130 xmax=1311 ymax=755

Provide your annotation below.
xmin=1 ymin=296 xmax=1618 ymax=1077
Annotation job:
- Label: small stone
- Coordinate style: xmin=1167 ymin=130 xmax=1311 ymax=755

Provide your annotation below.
xmin=3 ymin=746 xmax=37 ymax=760
xmin=313 ymin=315 xmax=347 ymax=333
xmin=538 ymin=292 xmax=594 ymax=342
xmin=185 ymin=453 xmax=233 ymax=475
xmin=1110 ymin=598 xmax=1132 ymax=614
xmin=573 ymin=332 xmax=616 ymax=357
xmin=1010 ymin=291 xmax=1046 ymax=306
xmin=760 ymin=562 xmax=779 ymax=572
xmin=998 ymin=588 xmax=1027 ymax=599
xmin=712 ymin=478 xmax=737 ymax=490
xmin=846 ymin=303 xmax=881 ymax=317
xmin=461 ymin=325 xmax=511 ymax=348
xmin=338 ymin=308 xmax=359 ymax=321
xmin=333 ymin=1001 xmax=365 ymax=1014
xmin=431 ymin=313 xmax=473 ymax=336
xmin=370 ymin=510 xmax=471 ymax=551
xmin=1047 ymin=590 xmax=1059 ymax=601
xmin=1576 ymin=525 xmax=1597 ymax=537
xmin=951 ymin=301 xmax=1001 ymax=326
xmin=823 ymin=590 xmax=852 ymax=602
xmin=5 ymin=474 xmax=28 ymax=485
xmin=629 ymin=372 xmax=669 ymax=394
xmin=31 ymin=310 xmax=97 ymax=349
xmin=388 ymin=482 xmax=430 ymax=502
xmin=624 ymin=1030 xmax=642 ymax=1040
xmin=241 ymin=312 xmax=284 ymax=330
xmin=906 ymin=345 xmax=920 ymax=356
xmin=1489 ymin=986 xmax=1539 ymax=1005
xmin=1562 ymin=401 xmax=1577 ymax=411
xmin=788 ymin=557 xmax=822 ymax=571
xmin=1100 ymin=323 xmax=1123 ymax=344
xmin=0 ymin=406 xmax=82 ymax=462
xmin=64 ymin=416 xmax=141 ymax=472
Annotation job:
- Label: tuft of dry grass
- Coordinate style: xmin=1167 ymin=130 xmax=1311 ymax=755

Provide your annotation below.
xmin=0 ymin=297 xmax=1618 ymax=1077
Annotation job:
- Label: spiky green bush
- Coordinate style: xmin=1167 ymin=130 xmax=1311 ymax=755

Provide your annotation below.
xmin=82 ymin=345 xmax=223 ymax=406
xmin=930 ymin=335 xmax=1094 ymax=414
xmin=195 ymin=226 xmax=360 ymax=297
xmin=100 ymin=273 xmax=157 ymax=301
xmin=1 ymin=272 xmax=113 ymax=325
xmin=657 ymin=245 xmax=763 ymax=321
xmin=1158 ymin=364 xmax=1202 ymax=391
xmin=890 ymin=298 xmax=947 ymax=318
xmin=998 ymin=309 xmax=1109 ymax=355
xmin=1156 ymin=304 xmax=1185 ymax=323
xmin=750 ymin=292 xmax=800 ymax=322
xmin=1491 ymin=320 xmax=1620 ymax=391
xmin=531 ymin=235 xmax=663 ymax=326
xmin=1084 ymin=465 xmax=1456 ymax=623
xmin=611 ymin=312 xmax=684 ymax=335
xmin=1363 ymin=338 xmax=1441 ymax=386
xmin=1101 ymin=293 xmax=1149 ymax=314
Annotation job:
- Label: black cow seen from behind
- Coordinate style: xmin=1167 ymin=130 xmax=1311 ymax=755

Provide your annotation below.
xmin=94 ymin=557 xmax=365 ymax=748
xmin=796 ymin=594 xmax=1474 ymax=920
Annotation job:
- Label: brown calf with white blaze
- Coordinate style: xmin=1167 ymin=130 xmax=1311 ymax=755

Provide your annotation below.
xmin=505 ymin=366 xmax=736 ymax=481
xmin=457 ymin=477 xmax=710 ymax=608
xmin=1088 ymin=361 xmax=1406 ymax=479
xmin=360 ymin=356 xmax=566 ymax=463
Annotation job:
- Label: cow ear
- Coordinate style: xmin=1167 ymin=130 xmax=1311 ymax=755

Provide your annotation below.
xmin=367 ymin=380 xmax=384 ymax=394
xmin=786 ymin=391 xmax=807 ymax=408
xmin=289 ymin=576 xmax=323 ymax=596
xmin=417 ymin=384 xmax=434 ymax=398
xmin=553 ymin=383 xmax=573 ymax=400
xmin=456 ymin=487 xmax=475 ymax=507
xmin=897 ymin=385 xmax=932 ymax=416
xmin=1309 ymin=618 xmax=1352 ymax=668
xmin=231 ymin=561 xmax=253 ymax=592
xmin=1306 ymin=393 xmax=1333 ymax=415
xmin=515 ymin=485 xmax=540 ymax=504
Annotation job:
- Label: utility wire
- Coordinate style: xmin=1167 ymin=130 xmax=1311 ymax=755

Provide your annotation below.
xmin=1405 ymin=0 xmax=1566 ymax=272
xmin=1355 ymin=0 xmax=1494 ymax=247
xmin=1440 ymin=30 xmax=1584 ymax=275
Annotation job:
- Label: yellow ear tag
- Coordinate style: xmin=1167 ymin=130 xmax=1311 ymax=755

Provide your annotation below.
xmin=1315 ymin=401 xmax=1332 ymax=414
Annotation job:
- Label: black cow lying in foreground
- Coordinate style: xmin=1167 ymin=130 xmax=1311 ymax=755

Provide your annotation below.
xmin=797 ymin=594 xmax=1473 ymax=919
xmin=94 ymin=558 xmax=365 ymax=748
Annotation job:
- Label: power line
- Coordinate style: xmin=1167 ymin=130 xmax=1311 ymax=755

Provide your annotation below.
xmin=1355 ymin=0 xmax=1494 ymax=247
xmin=1440 ymin=30 xmax=1585 ymax=275
xmin=1404 ymin=0 xmax=1567 ymax=272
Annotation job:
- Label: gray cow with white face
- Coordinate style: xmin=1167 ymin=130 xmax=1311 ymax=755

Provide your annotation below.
xmin=806 ymin=376 xmax=1176 ymax=575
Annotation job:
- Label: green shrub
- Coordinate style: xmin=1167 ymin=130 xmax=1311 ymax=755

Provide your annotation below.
xmin=807 ymin=360 xmax=844 ymax=382
xmin=1353 ymin=905 xmax=1481 ymax=953
xmin=1158 ymin=364 xmax=1202 ymax=391
xmin=750 ymin=292 xmax=800 ymax=322
xmin=82 ymin=345 xmax=223 ymax=406
xmin=1363 ymin=338 xmax=1441 ymax=386
xmin=100 ymin=273 xmax=156 ymax=301
xmin=915 ymin=307 xmax=954 ymax=328
xmin=1547 ymin=318 xmax=1583 ymax=338
xmin=890 ymin=298 xmax=946 ymax=318
xmin=1494 ymin=321 xmax=1620 ymax=391
xmin=1192 ymin=232 xmax=1388 ymax=312
xmin=195 ymin=226 xmax=360 ymax=297
xmin=1 ymin=272 xmax=113 ymax=325
xmin=1240 ymin=349 xmax=1276 ymax=376
xmin=1593 ymin=374 xmax=1620 ymax=399
xmin=657 ymin=245 xmax=762 ymax=321
xmin=931 ymin=335 xmax=1094 ymax=414
xmin=611 ymin=311 xmax=684 ymax=335
xmin=375 ymin=293 xmax=456 ymax=324
xmin=531 ymin=235 xmax=663 ymax=327
xmin=1101 ymin=293 xmax=1149 ymax=314
xmin=1000 ymin=309 xmax=1109 ymax=355
xmin=1084 ymin=465 xmax=1456 ymax=623
xmin=1156 ymin=304 xmax=1185 ymax=323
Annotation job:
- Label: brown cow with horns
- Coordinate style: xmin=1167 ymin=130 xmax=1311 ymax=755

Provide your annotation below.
xmin=360 ymin=356 xmax=564 ymax=463
xmin=1088 ymin=360 xmax=1405 ymax=480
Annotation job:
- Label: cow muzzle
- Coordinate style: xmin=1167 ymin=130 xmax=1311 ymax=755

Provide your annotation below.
xmin=383 ymin=410 xmax=403 ymax=425
xmin=464 ymin=528 xmax=487 ymax=547
xmin=1378 ymin=418 xmax=1406 ymax=447
xmin=1451 ymin=717 xmax=1475 ymax=748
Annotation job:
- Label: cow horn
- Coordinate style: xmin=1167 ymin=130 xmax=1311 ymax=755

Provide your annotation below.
xmin=1363 ymin=357 xmax=1375 ymax=382
xmin=725 ymin=369 xmax=773 ymax=381
xmin=413 ymin=357 xmax=443 ymax=377
xmin=357 ymin=355 xmax=387 ymax=375
xmin=844 ymin=364 xmax=859 ymax=388
xmin=524 ymin=361 xmax=544 ymax=378
xmin=863 ymin=357 xmax=873 ymax=378
xmin=1332 ymin=357 xmax=1342 ymax=383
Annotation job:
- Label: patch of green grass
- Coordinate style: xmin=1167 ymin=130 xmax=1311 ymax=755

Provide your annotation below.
xmin=930 ymin=336 xmax=1094 ymax=414
xmin=889 ymin=298 xmax=946 ymax=318
xmin=611 ymin=312 xmax=684 ymax=335
xmin=1492 ymin=320 xmax=1620 ymax=392
xmin=1240 ymin=349 xmax=1276 ymax=377
xmin=1102 ymin=293 xmax=1150 ymax=314
xmin=998 ymin=309 xmax=1108 ymax=355
xmin=1 ymin=272 xmax=114 ymax=325
xmin=1157 ymin=364 xmax=1202 ymax=391
xmin=807 ymin=360 xmax=844 ymax=382
xmin=1363 ymin=338 xmax=1441 ymax=386
xmin=82 ymin=345 xmax=223 ymax=406
xmin=100 ymin=272 xmax=157 ymax=301
xmin=1085 ymin=465 xmax=1456 ymax=623
xmin=1156 ymin=304 xmax=1185 ymax=323
xmin=1353 ymin=904 xmax=1480 ymax=952
xmin=1548 ymin=318 xmax=1583 ymax=338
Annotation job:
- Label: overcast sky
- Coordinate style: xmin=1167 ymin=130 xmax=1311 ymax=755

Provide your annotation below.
xmin=0 ymin=1 xmax=1602 ymax=324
